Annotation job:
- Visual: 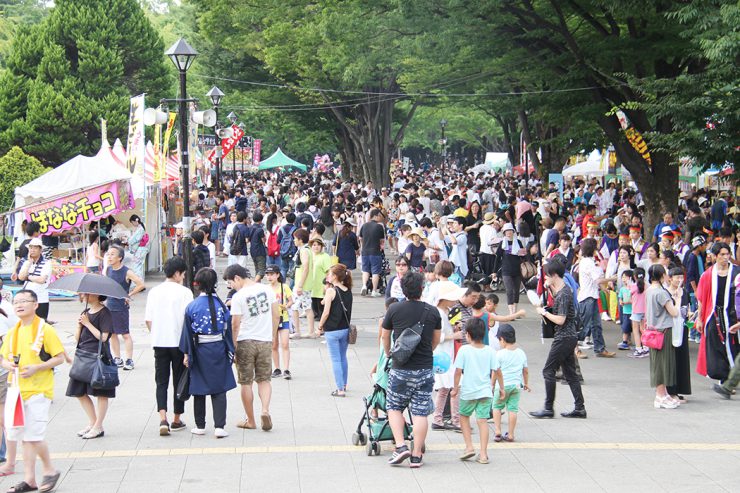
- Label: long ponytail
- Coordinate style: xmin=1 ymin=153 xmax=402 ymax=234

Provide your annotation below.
xmin=634 ymin=267 xmax=646 ymax=294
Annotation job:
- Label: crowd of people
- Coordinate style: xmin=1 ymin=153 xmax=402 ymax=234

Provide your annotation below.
xmin=0 ymin=163 xmax=738 ymax=485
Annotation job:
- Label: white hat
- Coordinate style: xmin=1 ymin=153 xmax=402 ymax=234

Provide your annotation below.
xmin=436 ymin=281 xmax=467 ymax=302
xmin=502 ymin=223 xmax=515 ymax=233
xmin=28 ymin=238 xmax=43 ymax=247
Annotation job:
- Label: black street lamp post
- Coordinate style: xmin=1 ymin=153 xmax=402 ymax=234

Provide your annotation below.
xmin=206 ymin=86 xmax=225 ymax=194
xmin=238 ymin=123 xmax=246 ymax=179
xmin=165 ymin=38 xmax=198 ymax=289
xmin=440 ymin=119 xmax=448 ymax=173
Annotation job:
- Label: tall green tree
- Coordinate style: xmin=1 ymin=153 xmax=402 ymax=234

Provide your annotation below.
xmin=0 ymin=0 xmax=170 ymax=165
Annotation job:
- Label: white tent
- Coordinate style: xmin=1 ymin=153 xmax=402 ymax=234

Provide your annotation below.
xmin=485 ymin=152 xmax=510 ymax=171
xmin=562 ymin=150 xmax=607 ymax=177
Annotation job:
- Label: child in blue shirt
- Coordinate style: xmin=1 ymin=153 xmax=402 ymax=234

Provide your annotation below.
xmin=492 ymin=324 xmax=529 ymax=442
xmin=617 ymin=270 xmax=633 ymax=350
xmin=452 ymin=318 xmax=504 ymax=464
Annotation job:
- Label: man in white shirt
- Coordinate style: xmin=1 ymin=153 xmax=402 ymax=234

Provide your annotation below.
xmin=577 ymin=238 xmax=615 ymax=358
xmin=225 ymin=264 xmax=279 ymax=432
xmin=145 ymin=257 xmax=194 ymax=435
xmin=17 ymin=238 xmax=51 ymax=320
xmin=445 ymin=217 xmax=469 ymax=278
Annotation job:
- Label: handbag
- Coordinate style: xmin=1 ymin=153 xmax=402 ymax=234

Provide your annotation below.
xmin=391 ymin=306 xmax=429 ymax=366
xmin=520 ymin=260 xmax=536 ymax=280
xmin=330 ymin=233 xmax=340 ymax=265
xmin=69 ymin=348 xmax=98 ymax=383
xmin=642 ymin=326 xmax=665 ymax=350
xmin=335 ymin=287 xmax=357 ymax=344
xmin=90 ymin=335 xmax=119 ymax=390
xmin=176 ymin=367 xmax=191 ymax=401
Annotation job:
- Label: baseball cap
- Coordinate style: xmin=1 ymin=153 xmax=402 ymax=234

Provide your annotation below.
xmin=265 ymin=265 xmax=281 ymax=275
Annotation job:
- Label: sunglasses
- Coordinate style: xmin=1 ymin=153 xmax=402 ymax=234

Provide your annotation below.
xmin=395 ymin=262 xmax=408 ymax=267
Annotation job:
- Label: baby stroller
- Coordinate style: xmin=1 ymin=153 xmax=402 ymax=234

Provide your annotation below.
xmin=365 ymin=251 xmax=390 ymax=294
xmin=352 ymin=351 xmax=421 ymax=456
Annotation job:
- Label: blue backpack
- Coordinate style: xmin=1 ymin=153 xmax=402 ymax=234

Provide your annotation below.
xmin=279 ymin=225 xmax=297 ymax=259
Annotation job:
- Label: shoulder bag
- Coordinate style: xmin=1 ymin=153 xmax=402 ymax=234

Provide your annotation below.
xmin=335 ymin=287 xmax=357 ymax=344
xmin=391 ymin=305 xmax=430 ymax=366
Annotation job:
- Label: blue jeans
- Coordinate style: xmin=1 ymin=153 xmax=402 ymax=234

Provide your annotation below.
xmin=280 ymin=257 xmax=295 ymax=289
xmin=325 ymin=329 xmax=349 ymax=391
xmin=579 ymin=297 xmax=605 ymax=353
xmin=267 ymin=256 xmax=280 ymax=267
xmin=0 ymin=429 xmax=5 ymax=460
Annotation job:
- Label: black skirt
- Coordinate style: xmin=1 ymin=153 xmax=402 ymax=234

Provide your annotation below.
xmin=66 ymin=377 xmax=116 ymax=398
xmin=667 ymin=325 xmax=691 ymax=396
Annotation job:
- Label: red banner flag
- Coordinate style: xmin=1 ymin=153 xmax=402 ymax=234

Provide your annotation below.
xmin=206 ymin=125 xmax=245 ymax=165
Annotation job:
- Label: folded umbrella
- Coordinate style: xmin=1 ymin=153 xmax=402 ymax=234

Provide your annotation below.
xmin=49 ymin=272 xmax=129 ymax=299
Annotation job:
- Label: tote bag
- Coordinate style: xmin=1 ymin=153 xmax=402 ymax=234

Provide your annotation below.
xmin=4 ymin=368 xmax=24 ymax=431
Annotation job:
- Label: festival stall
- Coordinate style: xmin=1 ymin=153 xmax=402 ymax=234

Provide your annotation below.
xmin=11 ymin=151 xmax=136 ymax=286
xmin=258 ymin=148 xmax=308 ymax=172
xmin=562 ymin=149 xmax=607 ymax=178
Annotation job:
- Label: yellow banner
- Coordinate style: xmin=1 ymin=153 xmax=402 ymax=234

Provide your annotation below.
xmin=161 ymin=113 xmax=176 ymax=183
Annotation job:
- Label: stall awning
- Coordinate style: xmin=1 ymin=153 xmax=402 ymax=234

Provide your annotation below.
xmin=258 ymin=148 xmax=307 ymax=172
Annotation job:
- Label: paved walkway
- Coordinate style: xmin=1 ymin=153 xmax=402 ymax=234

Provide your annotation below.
xmin=1 ymin=258 xmax=739 ymax=492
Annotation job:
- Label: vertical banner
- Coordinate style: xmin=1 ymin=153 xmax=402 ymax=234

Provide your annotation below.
xmin=152 ymin=122 xmax=162 ymax=182
xmin=548 ymin=173 xmax=564 ymax=201
xmin=252 ymin=139 xmax=262 ymax=167
xmin=162 ymin=113 xmax=177 ymax=183
xmin=100 ymin=118 xmax=107 ymax=145
xmin=188 ymin=102 xmax=199 ymax=180
xmin=125 ymin=94 xmax=146 ymax=179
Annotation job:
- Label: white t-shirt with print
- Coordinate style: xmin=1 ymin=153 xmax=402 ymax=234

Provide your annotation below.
xmin=231 ymin=283 xmax=276 ymax=342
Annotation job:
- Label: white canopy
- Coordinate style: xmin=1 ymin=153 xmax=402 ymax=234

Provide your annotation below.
xmin=15 ymin=153 xmax=135 ymax=208
xmin=562 ymin=150 xmax=606 ymax=177
xmin=485 ymin=152 xmax=510 ymax=170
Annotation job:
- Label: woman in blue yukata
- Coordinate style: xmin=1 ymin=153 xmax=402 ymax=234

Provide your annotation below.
xmin=180 ymin=268 xmax=236 ymax=438
xmin=127 ymin=214 xmax=149 ymax=278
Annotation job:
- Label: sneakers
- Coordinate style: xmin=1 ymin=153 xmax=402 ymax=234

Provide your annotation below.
xmin=630 ymin=347 xmax=650 ymax=358
xmin=601 ymin=312 xmax=611 ymax=321
xmin=595 ymin=350 xmax=616 ymax=358
xmin=409 ymin=455 xmax=423 ymax=468
xmin=114 ymin=357 xmax=124 ymax=368
xmin=653 ymin=396 xmax=679 ymax=409
xmin=283 ymin=370 xmax=292 ymax=380
xmin=214 ymin=428 xmax=229 ymax=438
xmin=361 ymin=287 xmax=368 ymax=296
xmin=370 ymin=290 xmax=382 ymax=298
xmin=712 ymin=383 xmax=732 ymax=400
xmin=170 ymin=421 xmax=186 ymax=432
xmin=159 ymin=420 xmax=170 ymax=436
xmin=123 ymin=359 xmax=135 ymax=370
xmin=388 ymin=445 xmax=411 ymax=465
xmin=272 ymin=369 xmax=282 ymax=378
xmin=431 ymin=423 xmax=446 ymax=431
xmin=191 ymin=427 xmax=206 ymax=435
xmin=617 ymin=342 xmax=631 ymax=350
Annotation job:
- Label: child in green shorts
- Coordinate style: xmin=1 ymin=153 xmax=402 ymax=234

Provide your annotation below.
xmin=492 ymin=324 xmax=529 ymax=442
xmin=451 ymin=318 xmax=504 ymax=464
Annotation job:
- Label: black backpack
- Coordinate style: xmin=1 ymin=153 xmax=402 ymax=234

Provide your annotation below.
xmin=229 ymin=225 xmax=245 ymax=256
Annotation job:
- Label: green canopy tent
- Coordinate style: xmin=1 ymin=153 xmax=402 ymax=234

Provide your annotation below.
xmin=257 ymin=148 xmax=308 ymax=172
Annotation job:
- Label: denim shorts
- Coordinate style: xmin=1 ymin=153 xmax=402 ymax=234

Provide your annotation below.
xmin=631 ymin=313 xmax=644 ymax=322
xmin=386 ymin=368 xmax=434 ymax=416
xmin=361 ymin=255 xmax=383 ymax=275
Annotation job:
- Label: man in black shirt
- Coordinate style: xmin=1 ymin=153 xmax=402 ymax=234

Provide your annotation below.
xmin=359 ymin=208 xmax=386 ymax=297
xmin=381 ymin=272 xmax=441 ymax=468
xmin=530 ymin=260 xmax=586 ymax=419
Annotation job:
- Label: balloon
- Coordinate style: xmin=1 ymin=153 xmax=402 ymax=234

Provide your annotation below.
xmin=433 ymin=352 xmax=452 ymax=374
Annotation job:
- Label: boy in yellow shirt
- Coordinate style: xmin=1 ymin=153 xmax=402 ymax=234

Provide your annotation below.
xmin=1 ymin=290 xmax=64 ymax=493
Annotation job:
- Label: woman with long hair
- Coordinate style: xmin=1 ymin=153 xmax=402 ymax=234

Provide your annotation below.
xmin=180 ymin=268 xmax=236 ymax=437
xmin=465 ymin=200 xmax=483 ymax=253
xmin=318 ymin=264 xmax=353 ymax=397
xmin=265 ymin=212 xmax=281 ymax=267
xmin=127 ymin=214 xmax=149 ymax=278
xmin=645 ymin=264 xmax=681 ymax=409
xmin=335 ymin=219 xmax=360 ymax=270
xmin=66 ymin=293 xmax=114 ymax=439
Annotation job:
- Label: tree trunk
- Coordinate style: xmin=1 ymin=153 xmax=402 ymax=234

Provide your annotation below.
xmin=598 ymin=113 xmax=678 ymax=238
xmin=517 ymin=109 xmax=543 ymax=173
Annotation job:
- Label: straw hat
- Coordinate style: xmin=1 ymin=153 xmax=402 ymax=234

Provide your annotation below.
xmin=436 ymin=281 xmax=467 ymax=302
xmin=483 ymin=212 xmax=496 ymax=224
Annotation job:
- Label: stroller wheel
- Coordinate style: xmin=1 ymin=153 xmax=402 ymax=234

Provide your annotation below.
xmin=352 ymin=432 xmax=360 ymax=446
xmin=358 ymin=432 xmax=367 ymax=446
xmin=371 ymin=441 xmax=381 ymax=456
xmin=366 ymin=441 xmax=377 ymax=456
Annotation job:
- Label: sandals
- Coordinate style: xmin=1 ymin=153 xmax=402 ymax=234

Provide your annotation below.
xmin=503 ymin=432 xmax=515 ymax=442
xmin=76 ymin=426 xmax=92 ymax=437
xmin=261 ymin=414 xmax=273 ymax=431
xmin=236 ymin=419 xmax=256 ymax=430
xmin=331 ymin=390 xmax=346 ymax=397
xmin=0 ymin=466 xmax=15 ymax=477
xmin=7 ymin=482 xmax=37 ymax=493
xmin=493 ymin=434 xmax=503 ymax=443
xmin=476 ymin=456 xmax=490 ymax=464
xmin=459 ymin=450 xmax=476 ymax=461
xmin=39 ymin=471 xmax=60 ymax=493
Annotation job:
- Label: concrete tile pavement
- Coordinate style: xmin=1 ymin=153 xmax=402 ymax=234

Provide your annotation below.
xmin=0 ymin=256 xmax=737 ymax=492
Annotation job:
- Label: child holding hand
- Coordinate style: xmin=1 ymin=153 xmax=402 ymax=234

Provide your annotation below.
xmin=492 ymin=324 xmax=529 ymax=443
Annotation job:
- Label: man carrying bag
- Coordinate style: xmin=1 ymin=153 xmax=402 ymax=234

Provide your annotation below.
xmin=1 ymin=290 xmax=64 ymax=493
xmin=381 ymin=272 xmax=441 ymax=469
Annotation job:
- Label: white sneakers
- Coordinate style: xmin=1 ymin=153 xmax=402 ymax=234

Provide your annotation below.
xmin=653 ymin=395 xmax=680 ymax=409
xmin=191 ymin=427 xmax=229 ymax=438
